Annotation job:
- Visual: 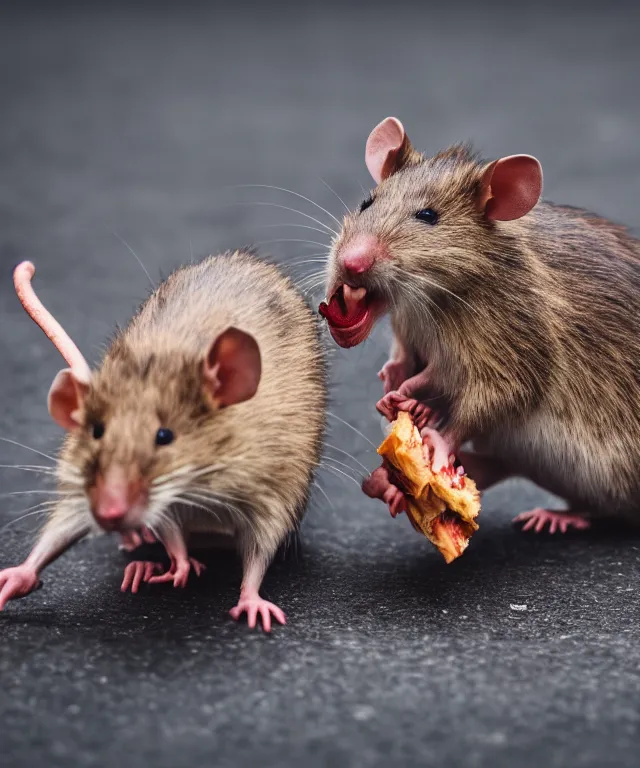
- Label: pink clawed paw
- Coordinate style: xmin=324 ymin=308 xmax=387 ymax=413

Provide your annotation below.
xmin=147 ymin=556 xmax=206 ymax=588
xmin=0 ymin=565 xmax=40 ymax=610
xmin=121 ymin=560 xmax=164 ymax=593
xmin=382 ymin=483 xmax=406 ymax=518
xmin=514 ymin=508 xmax=591 ymax=534
xmin=229 ymin=596 xmax=286 ymax=633
xmin=121 ymin=557 xmax=206 ymax=593
xmin=376 ymin=391 xmax=432 ymax=430
xmin=362 ymin=465 xmax=406 ymax=518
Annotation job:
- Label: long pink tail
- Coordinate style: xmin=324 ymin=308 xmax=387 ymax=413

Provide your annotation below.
xmin=13 ymin=261 xmax=91 ymax=383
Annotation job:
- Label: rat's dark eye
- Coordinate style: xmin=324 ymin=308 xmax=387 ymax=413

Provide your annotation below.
xmin=415 ymin=208 xmax=439 ymax=225
xmin=155 ymin=428 xmax=174 ymax=446
xmin=92 ymin=423 xmax=105 ymax=440
xmin=359 ymin=196 xmax=373 ymax=213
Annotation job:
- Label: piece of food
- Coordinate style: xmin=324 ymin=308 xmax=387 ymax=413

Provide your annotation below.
xmin=377 ymin=412 xmax=481 ymax=563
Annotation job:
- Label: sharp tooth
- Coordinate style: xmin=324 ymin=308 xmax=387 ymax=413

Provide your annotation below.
xmin=343 ymin=285 xmax=367 ymax=303
xmin=342 ymin=285 xmax=367 ymax=316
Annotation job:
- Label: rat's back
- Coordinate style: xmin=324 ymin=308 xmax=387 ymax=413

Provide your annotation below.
xmin=113 ymin=249 xmax=327 ymax=524
xmin=492 ymin=205 xmax=640 ymax=517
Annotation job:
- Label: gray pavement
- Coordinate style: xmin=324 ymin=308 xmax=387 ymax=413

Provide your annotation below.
xmin=1 ymin=2 xmax=639 ymax=766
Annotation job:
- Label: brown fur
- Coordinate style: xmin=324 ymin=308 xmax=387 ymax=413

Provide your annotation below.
xmin=328 ymin=142 xmax=640 ymax=518
xmin=54 ymin=249 xmax=327 ymax=560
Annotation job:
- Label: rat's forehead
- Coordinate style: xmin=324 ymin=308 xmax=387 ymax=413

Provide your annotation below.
xmin=377 ymin=158 xmax=481 ymax=208
xmin=87 ymin=354 xmax=199 ymax=414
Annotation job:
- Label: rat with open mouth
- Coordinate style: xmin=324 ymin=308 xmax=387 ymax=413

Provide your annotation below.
xmin=320 ymin=116 xmax=640 ymax=534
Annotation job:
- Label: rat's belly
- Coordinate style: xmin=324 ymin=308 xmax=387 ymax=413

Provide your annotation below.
xmin=482 ymin=411 xmax=632 ymax=513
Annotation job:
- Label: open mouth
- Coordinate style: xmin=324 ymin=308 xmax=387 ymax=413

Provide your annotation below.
xmin=319 ymin=285 xmax=381 ymax=348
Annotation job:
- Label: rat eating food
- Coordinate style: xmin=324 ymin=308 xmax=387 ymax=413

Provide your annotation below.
xmin=321 ymin=116 xmax=640 ymax=533
xmin=0 ymin=251 xmax=326 ymax=631
xmin=365 ymin=411 xmax=480 ymax=563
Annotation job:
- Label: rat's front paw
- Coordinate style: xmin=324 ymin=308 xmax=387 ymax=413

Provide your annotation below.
xmin=146 ymin=556 xmax=206 ymax=589
xmin=362 ymin=465 xmax=407 ymax=517
xmin=0 ymin=565 xmax=40 ymax=610
xmin=229 ymin=594 xmax=286 ymax=633
xmin=121 ymin=560 xmax=164 ymax=593
xmin=376 ymin=391 xmax=432 ymax=430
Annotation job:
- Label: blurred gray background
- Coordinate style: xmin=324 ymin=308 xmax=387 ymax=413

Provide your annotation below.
xmin=1 ymin=2 xmax=639 ymax=767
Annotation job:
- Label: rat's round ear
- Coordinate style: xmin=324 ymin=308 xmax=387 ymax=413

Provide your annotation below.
xmin=202 ymin=327 xmax=261 ymax=409
xmin=365 ymin=117 xmax=422 ymax=184
xmin=479 ymin=154 xmax=543 ymax=221
xmin=48 ymin=368 xmax=90 ymax=430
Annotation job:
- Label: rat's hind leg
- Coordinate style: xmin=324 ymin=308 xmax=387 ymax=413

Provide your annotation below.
xmin=513 ymin=508 xmax=591 ymax=534
xmin=229 ymin=528 xmax=287 ymax=633
xmin=456 ymin=451 xmax=512 ymax=492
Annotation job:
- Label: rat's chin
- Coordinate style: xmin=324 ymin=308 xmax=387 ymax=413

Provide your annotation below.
xmin=318 ymin=285 xmax=385 ymax=348
xmin=326 ymin=309 xmax=376 ymax=348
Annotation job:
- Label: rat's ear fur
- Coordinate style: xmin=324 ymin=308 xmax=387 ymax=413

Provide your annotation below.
xmin=365 ymin=117 xmax=423 ymax=184
xmin=48 ymin=368 xmax=90 ymax=430
xmin=479 ymin=155 xmax=543 ymax=221
xmin=202 ymin=327 xmax=262 ymax=408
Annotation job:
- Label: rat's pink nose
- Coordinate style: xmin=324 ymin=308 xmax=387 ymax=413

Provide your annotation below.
xmin=98 ymin=499 xmax=129 ymax=521
xmin=340 ymin=235 xmax=386 ymax=275
xmin=92 ymin=467 xmax=147 ymax=529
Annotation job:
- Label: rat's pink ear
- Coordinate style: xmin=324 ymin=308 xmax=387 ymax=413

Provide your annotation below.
xmin=480 ymin=155 xmax=542 ymax=221
xmin=202 ymin=327 xmax=261 ymax=408
xmin=48 ymin=369 xmax=90 ymax=430
xmin=365 ymin=117 xmax=422 ymax=184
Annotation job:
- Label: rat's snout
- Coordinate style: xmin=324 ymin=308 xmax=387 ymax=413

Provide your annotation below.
xmin=320 ymin=233 xmax=390 ymax=349
xmin=339 ymin=234 xmax=387 ymax=278
xmin=92 ymin=465 xmax=148 ymax=531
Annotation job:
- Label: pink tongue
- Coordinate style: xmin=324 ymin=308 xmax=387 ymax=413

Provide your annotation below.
xmin=319 ymin=285 xmax=368 ymax=328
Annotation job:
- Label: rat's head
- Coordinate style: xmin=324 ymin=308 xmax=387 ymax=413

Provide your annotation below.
xmin=48 ymin=327 xmax=260 ymax=534
xmin=320 ymin=117 xmax=543 ymax=347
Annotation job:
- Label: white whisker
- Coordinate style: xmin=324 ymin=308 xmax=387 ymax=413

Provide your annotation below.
xmin=0 ymin=490 xmax=70 ymax=499
xmin=319 ymin=178 xmax=350 ymax=214
xmin=296 ymin=276 xmax=326 ymax=291
xmin=323 ymin=445 xmax=370 ymax=475
xmin=1 ymin=506 xmax=58 ymax=530
xmin=0 ymin=464 xmax=58 ymax=476
xmin=409 ymin=272 xmax=479 ymax=316
xmin=174 ymin=496 xmax=222 ymax=522
xmin=318 ymin=464 xmax=361 ymax=488
xmin=1 ymin=497 xmax=84 ymax=531
xmin=109 ymin=228 xmax=155 ymax=289
xmin=251 ymin=238 xmax=330 ymax=249
xmin=285 ymin=259 xmax=327 ymax=268
xmin=261 ymin=223 xmax=331 ymax=237
xmin=0 ymin=437 xmax=58 ymax=464
xmin=312 ymin=478 xmax=335 ymax=509
xmin=326 ymin=412 xmax=377 ymax=449
xmin=323 ymin=456 xmax=365 ymax=479
xmin=236 ymin=184 xmax=343 ymax=229
xmin=236 ymin=201 xmax=336 ymax=237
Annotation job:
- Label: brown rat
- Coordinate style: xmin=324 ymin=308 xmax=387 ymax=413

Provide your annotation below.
xmin=320 ymin=116 xmax=640 ymax=533
xmin=0 ymin=251 xmax=326 ymax=631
